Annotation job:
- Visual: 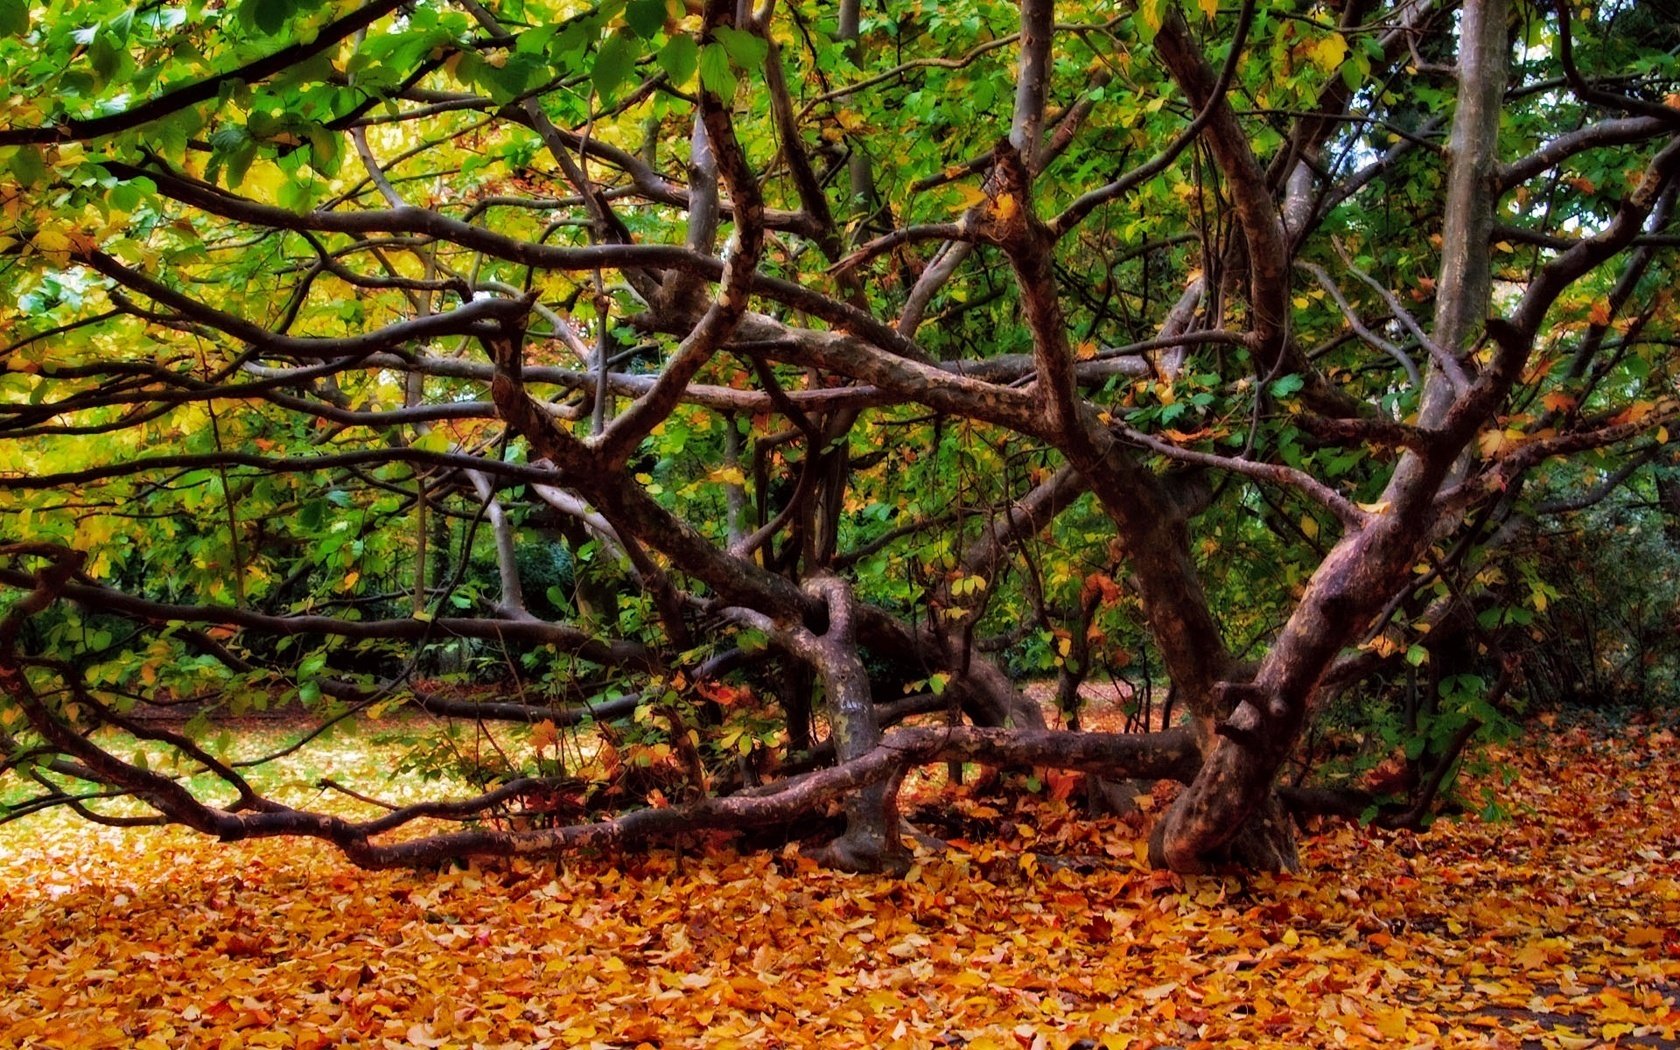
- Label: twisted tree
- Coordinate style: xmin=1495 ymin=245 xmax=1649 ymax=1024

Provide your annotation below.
xmin=1 ymin=0 xmax=1676 ymax=872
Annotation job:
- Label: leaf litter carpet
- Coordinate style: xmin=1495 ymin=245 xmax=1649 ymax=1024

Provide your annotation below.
xmin=1 ymin=717 xmax=1678 ymax=1049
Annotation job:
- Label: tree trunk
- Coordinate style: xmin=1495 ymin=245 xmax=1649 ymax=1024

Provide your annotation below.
xmin=799 ymin=576 xmax=912 ymax=874
xmin=1151 ymin=0 xmax=1512 ymax=871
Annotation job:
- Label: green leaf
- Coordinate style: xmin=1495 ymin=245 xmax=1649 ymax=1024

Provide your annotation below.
xmin=305 ymin=125 xmax=341 ymax=176
xmin=1268 ymin=373 xmax=1305 ymax=398
xmin=88 ymin=32 xmax=121 ymax=83
xmin=277 ymin=175 xmax=315 ymax=212
xmin=711 ymin=25 xmax=767 ymax=70
xmin=516 ymin=24 xmax=557 ymax=55
xmin=412 ymin=428 xmax=453 ymax=454
xmin=1341 ymin=47 xmax=1370 ymax=91
xmin=657 ymin=34 xmax=698 ymax=86
xmin=698 ymin=41 xmax=735 ymax=98
xmin=0 ymin=0 xmax=28 ymax=37
xmin=735 ymin=627 xmax=767 ymax=653
xmin=209 ymin=125 xmax=252 ymax=154
xmin=592 ymin=29 xmax=640 ymax=101
xmin=224 ymin=143 xmax=258 ymax=189
xmin=8 ymin=146 xmax=44 ymax=187
xmin=243 ymin=0 xmax=293 ymax=37
xmin=625 ymin=0 xmax=666 ymax=40
xmin=108 ymin=176 xmax=154 ymax=212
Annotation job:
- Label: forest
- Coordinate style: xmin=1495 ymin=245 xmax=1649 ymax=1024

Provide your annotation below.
xmin=1 ymin=0 xmax=1679 ymax=885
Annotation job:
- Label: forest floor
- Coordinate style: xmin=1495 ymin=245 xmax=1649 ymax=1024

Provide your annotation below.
xmin=1 ymin=708 xmax=1677 ymax=1049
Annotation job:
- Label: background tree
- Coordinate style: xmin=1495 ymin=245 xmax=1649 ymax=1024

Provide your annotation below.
xmin=1 ymin=0 xmax=1676 ymax=873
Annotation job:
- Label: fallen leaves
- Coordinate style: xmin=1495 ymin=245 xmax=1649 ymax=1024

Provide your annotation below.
xmin=0 ymin=717 xmax=1677 ymax=1049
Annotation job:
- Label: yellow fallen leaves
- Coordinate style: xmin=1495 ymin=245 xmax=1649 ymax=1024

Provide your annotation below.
xmin=0 ymin=719 xmax=1677 ymax=1049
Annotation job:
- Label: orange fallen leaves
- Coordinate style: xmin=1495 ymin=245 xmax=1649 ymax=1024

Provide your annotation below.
xmin=0 ymin=719 xmax=1677 ymax=1049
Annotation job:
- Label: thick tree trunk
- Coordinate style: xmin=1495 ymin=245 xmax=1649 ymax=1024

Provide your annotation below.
xmin=1149 ymin=520 xmax=1431 ymax=872
xmin=1150 ymin=0 xmax=1512 ymax=872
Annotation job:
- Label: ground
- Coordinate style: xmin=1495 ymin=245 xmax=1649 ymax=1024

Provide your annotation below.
xmin=1 ymin=712 xmax=1677 ymax=1049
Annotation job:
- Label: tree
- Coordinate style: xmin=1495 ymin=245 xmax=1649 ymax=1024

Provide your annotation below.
xmin=1 ymin=0 xmax=1676 ymax=873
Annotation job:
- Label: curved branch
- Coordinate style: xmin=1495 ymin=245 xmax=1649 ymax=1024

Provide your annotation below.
xmin=1111 ymin=422 xmax=1367 ymax=530
xmin=84 ymin=251 xmax=533 ymax=359
xmin=0 ymin=448 xmax=560 ymax=490
xmin=0 ymin=567 xmax=659 ymax=671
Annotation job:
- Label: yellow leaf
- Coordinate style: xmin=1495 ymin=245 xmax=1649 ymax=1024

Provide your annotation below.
xmin=1373 ymin=1008 xmax=1411 ymax=1039
xmin=1512 ymin=943 xmax=1549 ymax=969
xmin=1624 ymin=925 xmax=1666 ymax=946
xmin=1300 ymin=515 xmax=1319 ymax=540
xmin=1137 ymin=0 xmax=1165 ymax=33
xmin=992 ymin=192 xmax=1018 ymax=221
xmin=1310 ymin=32 xmax=1348 ymax=70
xmin=1478 ymin=428 xmax=1513 ymax=458
xmin=1197 ymin=0 xmax=1218 ymax=19
xmin=951 ymin=184 xmax=989 ymax=211
xmin=33 ymin=226 xmax=72 ymax=264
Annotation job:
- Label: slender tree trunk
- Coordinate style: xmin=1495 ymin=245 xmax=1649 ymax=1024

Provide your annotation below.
xmin=837 ymin=0 xmax=878 ymax=219
xmin=799 ymin=576 xmax=911 ymax=873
